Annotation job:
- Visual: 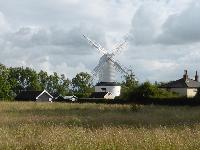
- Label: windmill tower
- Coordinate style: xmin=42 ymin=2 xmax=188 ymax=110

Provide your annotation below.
xmin=83 ymin=35 xmax=129 ymax=98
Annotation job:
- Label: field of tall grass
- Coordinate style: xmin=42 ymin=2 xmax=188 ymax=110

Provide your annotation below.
xmin=1 ymin=102 xmax=200 ymax=149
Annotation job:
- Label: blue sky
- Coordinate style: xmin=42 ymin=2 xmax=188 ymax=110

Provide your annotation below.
xmin=0 ymin=0 xmax=200 ymax=82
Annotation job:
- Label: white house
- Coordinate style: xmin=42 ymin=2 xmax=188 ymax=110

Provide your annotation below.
xmin=162 ymin=70 xmax=200 ymax=98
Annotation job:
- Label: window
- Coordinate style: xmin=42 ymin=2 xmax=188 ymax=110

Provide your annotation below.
xmin=101 ymin=88 xmax=106 ymax=92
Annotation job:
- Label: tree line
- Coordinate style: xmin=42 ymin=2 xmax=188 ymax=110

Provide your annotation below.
xmin=0 ymin=63 xmax=178 ymax=101
xmin=0 ymin=63 xmax=93 ymax=100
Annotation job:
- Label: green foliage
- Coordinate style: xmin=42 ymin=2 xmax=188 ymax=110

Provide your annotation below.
xmin=195 ymin=87 xmax=200 ymax=99
xmin=120 ymin=69 xmax=179 ymax=101
xmin=121 ymin=71 xmax=138 ymax=88
xmin=38 ymin=71 xmax=71 ymax=95
xmin=126 ymin=81 xmax=178 ymax=101
xmin=38 ymin=70 xmax=49 ymax=90
xmin=128 ymin=82 xmax=155 ymax=99
xmin=57 ymin=74 xmax=71 ymax=96
xmin=71 ymin=72 xmax=94 ymax=97
xmin=0 ymin=63 xmax=73 ymax=100
xmin=8 ymin=67 xmax=41 ymax=94
xmin=120 ymin=70 xmax=138 ymax=100
xmin=0 ymin=64 xmax=13 ymax=100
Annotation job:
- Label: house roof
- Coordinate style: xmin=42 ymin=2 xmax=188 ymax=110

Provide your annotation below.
xmin=15 ymin=90 xmax=53 ymax=100
xmin=96 ymin=82 xmax=120 ymax=86
xmin=15 ymin=91 xmax=42 ymax=100
xmin=36 ymin=90 xmax=53 ymax=99
xmin=90 ymin=92 xmax=108 ymax=98
xmin=162 ymin=78 xmax=200 ymax=88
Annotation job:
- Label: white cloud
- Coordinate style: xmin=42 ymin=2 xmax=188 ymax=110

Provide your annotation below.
xmin=0 ymin=12 xmax=10 ymax=33
xmin=158 ymin=1 xmax=200 ymax=44
xmin=0 ymin=0 xmax=200 ymax=82
xmin=129 ymin=1 xmax=168 ymax=45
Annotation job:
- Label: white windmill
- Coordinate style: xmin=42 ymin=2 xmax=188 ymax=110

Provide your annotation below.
xmin=83 ymin=34 xmax=130 ymax=98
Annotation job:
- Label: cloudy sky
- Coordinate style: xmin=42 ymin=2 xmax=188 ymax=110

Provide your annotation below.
xmin=0 ymin=0 xmax=200 ymax=82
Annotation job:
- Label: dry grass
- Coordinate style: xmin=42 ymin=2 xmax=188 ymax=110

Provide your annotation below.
xmin=0 ymin=102 xmax=200 ymax=149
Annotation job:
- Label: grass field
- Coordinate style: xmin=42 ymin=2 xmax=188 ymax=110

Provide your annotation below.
xmin=1 ymin=102 xmax=200 ymax=149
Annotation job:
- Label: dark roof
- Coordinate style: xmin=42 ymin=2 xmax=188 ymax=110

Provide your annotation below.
xmin=90 ymin=92 xmax=108 ymax=98
xmin=15 ymin=91 xmax=43 ymax=100
xmin=96 ymin=82 xmax=119 ymax=86
xmin=162 ymin=78 xmax=200 ymax=88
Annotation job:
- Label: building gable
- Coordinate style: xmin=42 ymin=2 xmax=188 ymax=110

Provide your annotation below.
xmin=162 ymin=78 xmax=200 ymax=88
xmin=15 ymin=90 xmax=53 ymax=102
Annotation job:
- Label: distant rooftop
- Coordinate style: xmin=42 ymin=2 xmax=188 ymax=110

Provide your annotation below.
xmin=15 ymin=91 xmax=42 ymax=100
xmin=162 ymin=70 xmax=200 ymax=88
xmin=162 ymin=78 xmax=200 ymax=88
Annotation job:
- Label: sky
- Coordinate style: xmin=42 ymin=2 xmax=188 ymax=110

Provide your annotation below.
xmin=0 ymin=0 xmax=200 ymax=82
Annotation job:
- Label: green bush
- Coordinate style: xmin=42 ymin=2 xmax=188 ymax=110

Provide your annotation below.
xmin=126 ymin=82 xmax=178 ymax=101
xmin=194 ymin=87 xmax=200 ymax=100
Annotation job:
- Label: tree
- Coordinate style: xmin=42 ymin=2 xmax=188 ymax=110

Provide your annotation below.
xmin=71 ymin=72 xmax=93 ymax=97
xmin=121 ymin=70 xmax=138 ymax=88
xmin=0 ymin=63 xmax=76 ymax=100
xmin=57 ymin=74 xmax=71 ymax=96
xmin=38 ymin=71 xmax=71 ymax=95
xmin=47 ymin=72 xmax=60 ymax=93
xmin=120 ymin=70 xmax=138 ymax=99
xmin=23 ymin=67 xmax=41 ymax=91
xmin=9 ymin=67 xmax=41 ymax=94
xmin=0 ymin=64 xmax=13 ymax=100
xmin=48 ymin=73 xmax=70 ymax=95
xmin=38 ymin=70 xmax=49 ymax=90
xmin=132 ymin=82 xmax=156 ymax=99
xmin=128 ymin=81 xmax=179 ymax=101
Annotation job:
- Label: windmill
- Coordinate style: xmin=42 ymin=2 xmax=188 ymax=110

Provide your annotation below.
xmin=83 ymin=34 xmax=130 ymax=98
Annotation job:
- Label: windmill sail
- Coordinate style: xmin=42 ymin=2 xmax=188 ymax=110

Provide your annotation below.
xmin=111 ymin=40 xmax=127 ymax=57
xmin=83 ymin=35 xmax=107 ymax=54
xmin=83 ymin=34 xmax=133 ymax=98
xmin=83 ymin=34 xmax=131 ymax=82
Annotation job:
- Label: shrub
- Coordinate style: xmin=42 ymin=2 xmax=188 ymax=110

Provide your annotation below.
xmin=127 ymin=82 xmax=178 ymax=101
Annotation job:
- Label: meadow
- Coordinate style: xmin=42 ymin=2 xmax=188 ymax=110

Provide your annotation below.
xmin=1 ymin=102 xmax=200 ymax=149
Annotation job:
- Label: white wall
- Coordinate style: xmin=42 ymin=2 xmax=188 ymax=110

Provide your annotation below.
xmin=187 ymin=88 xmax=198 ymax=98
xmin=95 ymin=86 xmax=121 ymax=97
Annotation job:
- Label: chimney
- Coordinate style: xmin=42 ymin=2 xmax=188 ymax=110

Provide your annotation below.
xmin=183 ymin=70 xmax=188 ymax=81
xmin=195 ymin=71 xmax=199 ymax=82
